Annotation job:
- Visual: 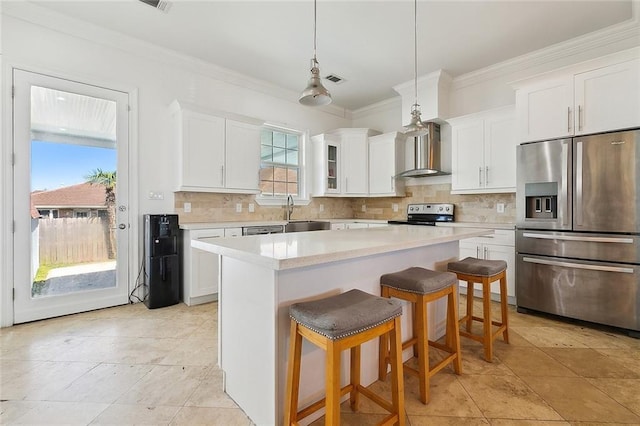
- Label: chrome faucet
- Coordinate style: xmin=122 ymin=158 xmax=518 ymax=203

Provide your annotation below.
xmin=286 ymin=194 xmax=294 ymax=221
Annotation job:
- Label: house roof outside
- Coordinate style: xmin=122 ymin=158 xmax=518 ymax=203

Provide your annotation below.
xmin=31 ymin=182 xmax=109 ymax=209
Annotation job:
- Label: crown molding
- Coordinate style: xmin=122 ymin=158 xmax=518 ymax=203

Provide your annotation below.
xmin=451 ymin=3 xmax=640 ymax=90
xmin=351 ymin=96 xmax=400 ymax=119
xmin=2 ymin=2 xmax=350 ymax=119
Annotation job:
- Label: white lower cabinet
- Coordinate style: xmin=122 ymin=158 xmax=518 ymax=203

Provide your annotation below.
xmin=457 ymin=229 xmax=515 ymax=304
xmin=183 ymin=227 xmax=240 ymax=306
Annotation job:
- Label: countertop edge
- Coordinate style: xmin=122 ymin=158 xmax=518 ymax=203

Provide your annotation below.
xmin=192 ymin=226 xmax=493 ymax=271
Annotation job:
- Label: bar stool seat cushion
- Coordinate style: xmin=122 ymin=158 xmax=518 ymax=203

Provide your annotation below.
xmin=448 ymin=257 xmax=507 ymax=277
xmin=289 ymin=289 xmax=402 ymax=341
xmin=380 ymin=267 xmax=458 ymax=295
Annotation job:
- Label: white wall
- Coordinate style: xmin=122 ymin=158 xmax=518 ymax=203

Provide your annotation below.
xmin=0 ymin=3 xmax=350 ymax=325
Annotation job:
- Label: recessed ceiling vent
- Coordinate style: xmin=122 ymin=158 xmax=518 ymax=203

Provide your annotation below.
xmin=139 ymin=0 xmax=172 ymax=13
xmin=324 ymin=74 xmax=346 ymax=85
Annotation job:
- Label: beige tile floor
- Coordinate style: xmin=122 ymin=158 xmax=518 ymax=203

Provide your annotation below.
xmin=1 ymin=297 xmax=639 ymax=425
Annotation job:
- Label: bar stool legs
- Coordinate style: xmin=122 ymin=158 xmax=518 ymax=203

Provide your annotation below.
xmin=451 ymin=263 xmax=509 ymax=363
xmin=285 ymin=290 xmax=405 ymax=426
xmin=378 ymin=268 xmax=462 ymax=405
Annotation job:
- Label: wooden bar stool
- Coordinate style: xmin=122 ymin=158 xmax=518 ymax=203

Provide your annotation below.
xmin=378 ymin=267 xmax=462 ymax=404
xmin=284 ymin=289 xmax=405 ymax=426
xmin=447 ymin=257 xmax=509 ymax=362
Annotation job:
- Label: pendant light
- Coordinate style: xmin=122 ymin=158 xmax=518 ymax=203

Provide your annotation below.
xmin=403 ymin=0 xmax=428 ymax=137
xmin=299 ymin=0 xmax=332 ymax=106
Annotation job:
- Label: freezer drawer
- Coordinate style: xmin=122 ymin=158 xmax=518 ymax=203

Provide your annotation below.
xmin=516 ymin=230 xmax=640 ymax=264
xmin=516 ymin=254 xmax=639 ymax=332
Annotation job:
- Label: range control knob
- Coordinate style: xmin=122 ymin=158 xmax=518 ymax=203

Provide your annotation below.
xmin=446 ymin=206 xmax=450 ymax=212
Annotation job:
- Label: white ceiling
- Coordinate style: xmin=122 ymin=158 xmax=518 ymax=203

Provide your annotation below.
xmin=31 ymin=0 xmax=634 ymax=110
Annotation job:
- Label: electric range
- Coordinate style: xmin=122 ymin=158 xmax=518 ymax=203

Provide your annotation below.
xmin=388 ymin=203 xmax=454 ymax=226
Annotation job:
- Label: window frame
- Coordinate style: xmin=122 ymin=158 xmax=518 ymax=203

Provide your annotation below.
xmin=255 ymin=124 xmax=311 ymax=206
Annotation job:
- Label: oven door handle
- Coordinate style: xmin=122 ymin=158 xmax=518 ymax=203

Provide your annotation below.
xmin=522 ymin=232 xmax=634 ymax=244
xmin=522 ymin=257 xmax=635 ymax=274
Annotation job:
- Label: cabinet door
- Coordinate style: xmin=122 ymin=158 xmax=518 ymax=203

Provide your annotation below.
xmin=189 ymin=229 xmax=225 ymax=301
xmin=575 ymin=59 xmax=640 ymax=135
xmin=326 ymin=141 xmax=341 ymax=194
xmin=516 ymin=76 xmax=573 ymax=142
xmin=369 ymin=134 xmax=396 ymax=195
xmin=341 ymin=133 xmax=368 ymax=195
xmin=451 ymin=120 xmax=484 ymax=191
xmin=181 ymin=112 xmax=225 ymax=189
xmin=484 ymin=111 xmax=516 ymax=190
xmin=483 ymin=243 xmax=516 ymax=299
xmin=225 ymin=120 xmax=261 ymax=191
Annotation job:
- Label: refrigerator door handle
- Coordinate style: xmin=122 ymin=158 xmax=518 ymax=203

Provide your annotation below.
xmin=561 ymin=141 xmax=569 ymax=227
xmin=575 ymin=141 xmax=583 ymax=226
xmin=160 ymin=257 xmax=166 ymax=281
xmin=522 ymin=257 xmax=634 ymax=274
xmin=522 ymin=232 xmax=634 ymax=244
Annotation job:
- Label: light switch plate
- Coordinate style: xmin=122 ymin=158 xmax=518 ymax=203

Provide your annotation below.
xmin=497 ymin=203 xmax=505 ymax=213
xmin=183 ymin=202 xmax=191 ymax=213
xmin=236 ymin=203 xmax=242 ymax=213
xmin=319 ymin=204 xmax=324 ymax=213
xmin=361 ymin=204 xmax=366 ymax=212
xmin=249 ymin=203 xmax=255 ymax=213
xmin=392 ymin=203 xmax=399 ymax=212
xmin=148 ymin=191 xmax=164 ymax=200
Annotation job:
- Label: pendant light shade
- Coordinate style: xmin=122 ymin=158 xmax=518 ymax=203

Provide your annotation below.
xmin=403 ymin=0 xmax=427 ymax=136
xmin=299 ymin=0 xmax=332 ymax=107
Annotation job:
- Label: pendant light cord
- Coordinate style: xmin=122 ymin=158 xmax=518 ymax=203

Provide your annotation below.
xmin=413 ymin=0 xmax=418 ymax=109
xmin=313 ymin=0 xmax=318 ymax=65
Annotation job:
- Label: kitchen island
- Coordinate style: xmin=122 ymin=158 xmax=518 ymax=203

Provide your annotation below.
xmin=192 ymin=225 xmax=492 ymax=425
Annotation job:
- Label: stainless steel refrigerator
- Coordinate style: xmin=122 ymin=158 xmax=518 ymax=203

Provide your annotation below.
xmin=515 ymin=128 xmax=639 ymax=335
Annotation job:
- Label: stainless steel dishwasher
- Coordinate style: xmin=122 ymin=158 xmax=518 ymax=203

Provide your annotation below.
xmin=241 ymin=225 xmax=284 ymax=236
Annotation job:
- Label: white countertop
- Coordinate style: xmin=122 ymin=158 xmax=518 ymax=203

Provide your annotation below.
xmin=436 ymin=221 xmax=515 ymax=230
xmin=192 ymin=225 xmax=492 ymax=270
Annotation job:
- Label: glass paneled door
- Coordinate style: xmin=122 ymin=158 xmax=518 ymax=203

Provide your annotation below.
xmin=13 ymin=70 xmax=130 ymax=323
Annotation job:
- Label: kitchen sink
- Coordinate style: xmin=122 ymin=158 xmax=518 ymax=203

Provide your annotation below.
xmin=285 ymin=220 xmax=331 ymax=233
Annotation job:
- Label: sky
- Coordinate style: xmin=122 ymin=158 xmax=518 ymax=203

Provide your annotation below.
xmin=31 ymin=141 xmax=117 ymax=191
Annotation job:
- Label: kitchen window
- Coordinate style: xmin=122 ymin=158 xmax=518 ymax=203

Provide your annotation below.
xmin=259 ymin=127 xmax=301 ymax=198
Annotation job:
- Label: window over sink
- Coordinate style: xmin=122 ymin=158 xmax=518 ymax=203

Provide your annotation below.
xmin=259 ymin=126 xmax=301 ymax=198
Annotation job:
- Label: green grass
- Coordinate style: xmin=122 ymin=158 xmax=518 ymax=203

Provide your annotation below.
xmin=33 ymin=263 xmax=74 ymax=282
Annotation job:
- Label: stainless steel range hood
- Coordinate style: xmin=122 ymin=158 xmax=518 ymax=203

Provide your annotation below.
xmin=399 ymin=122 xmax=449 ymax=178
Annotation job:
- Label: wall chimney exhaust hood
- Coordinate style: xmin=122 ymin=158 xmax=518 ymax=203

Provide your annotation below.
xmin=394 ymin=70 xmax=452 ymax=178
xmin=398 ymin=122 xmax=449 ymax=178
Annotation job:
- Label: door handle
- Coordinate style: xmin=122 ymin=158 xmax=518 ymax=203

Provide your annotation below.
xmin=483 ymin=246 xmax=488 ymax=259
xmin=118 ymin=223 xmax=127 ymax=230
xmin=576 ymin=141 xmax=583 ymax=226
xmin=578 ymin=105 xmax=583 ymax=131
xmin=478 ymin=167 xmax=483 ymax=186
xmin=485 ymin=166 xmax=489 ymax=186
xmin=522 ymin=232 xmax=633 ymax=244
xmin=567 ymin=106 xmax=571 ymax=133
xmin=522 ymin=257 xmax=634 ymax=274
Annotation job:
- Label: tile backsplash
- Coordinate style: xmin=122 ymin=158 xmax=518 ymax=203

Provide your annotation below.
xmin=175 ymin=183 xmax=515 ymax=224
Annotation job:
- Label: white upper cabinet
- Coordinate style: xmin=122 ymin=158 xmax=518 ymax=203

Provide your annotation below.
xmin=574 ymin=59 xmax=640 ymax=136
xmin=450 ymin=106 xmax=516 ymax=194
xmin=515 ymin=55 xmax=640 ymax=143
xmin=313 ymin=128 xmax=380 ymax=197
xmin=171 ymin=100 xmax=263 ymax=193
xmin=368 ymin=132 xmax=405 ymax=197
xmin=224 ymin=119 xmax=261 ymax=192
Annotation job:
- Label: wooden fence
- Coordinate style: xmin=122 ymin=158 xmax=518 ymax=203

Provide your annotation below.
xmin=38 ymin=217 xmax=112 ymax=264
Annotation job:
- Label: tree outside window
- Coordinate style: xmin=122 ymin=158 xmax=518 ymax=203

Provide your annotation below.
xmin=260 ymin=129 xmax=300 ymax=197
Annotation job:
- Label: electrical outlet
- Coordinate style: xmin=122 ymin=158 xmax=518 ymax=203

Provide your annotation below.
xmin=248 ymin=203 xmax=255 ymax=213
xmin=319 ymin=204 xmax=324 ymax=212
xmin=392 ymin=203 xmax=399 ymax=212
xmin=236 ymin=203 xmax=242 ymax=213
xmin=148 ymin=191 xmax=164 ymax=200
xmin=183 ymin=202 xmax=191 ymax=213
xmin=497 ymin=203 xmax=505 ymax=213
